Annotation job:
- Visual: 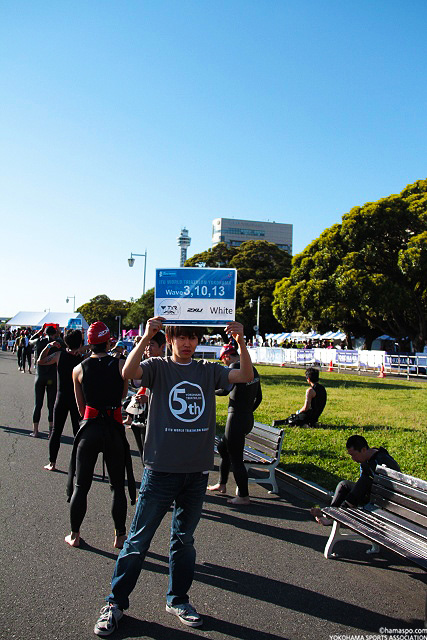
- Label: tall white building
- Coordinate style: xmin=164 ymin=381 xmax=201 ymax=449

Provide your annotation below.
xmin=212 ymin=218 xmax=293 ymax=253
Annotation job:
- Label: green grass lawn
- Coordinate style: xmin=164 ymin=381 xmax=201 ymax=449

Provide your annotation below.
xmin=215 ymin=365 xmax=427 ymax=491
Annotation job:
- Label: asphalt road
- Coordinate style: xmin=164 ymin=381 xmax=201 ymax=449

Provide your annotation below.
xmin=0 ymin=349 xmax=425 ymax=640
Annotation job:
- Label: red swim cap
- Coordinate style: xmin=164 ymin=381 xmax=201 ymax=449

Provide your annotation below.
xmin=219 ymin=343 xmax=238 ymax=360
xmin=87 ymin=321 xmax=110 ymax=344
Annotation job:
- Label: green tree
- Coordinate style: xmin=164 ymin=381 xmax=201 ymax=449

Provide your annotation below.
xmin=124 ymin=288 xmax=155 ymax=329
xmin=273 ymin=179 xmax=427 ymax=350
xmin=185 ymin=242 xmax=238 ymax=267
xmin=77 ymin=295 xmax=131 ymax=337
xmin=186 ymin=240 xmax=291 ymax=336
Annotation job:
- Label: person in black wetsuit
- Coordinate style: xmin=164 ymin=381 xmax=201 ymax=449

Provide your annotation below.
xmin=279 ymin=367 xmax=327 ymax=428
xmin=296 ymin=367 xmax=327 ymax=426
xmin=207 ymin=343 xmax=262 ymax=505
xmin=65 ymin=321 xmax=135 ymax=549
xmin=15 ymin=330 xmax=26 ymax=371
xmin=30 ymin=324 xmax=64 ymax=437
xmin=37 ymin=329 xmax=89 ymax=471
xmin=20 ymin=329 xmax=33 ymax=373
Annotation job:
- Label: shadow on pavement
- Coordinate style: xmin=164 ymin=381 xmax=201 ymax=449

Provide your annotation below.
xmin=200 ymin=504 xmax=326 ymax=553
xmin=78 ymin=539 xmax=120 ymax=561
xmin=132 ymin=551 xmax=411 ymax=634
xmin=111 ymin=616 xmax=289 ymax=640
xmin=0 ymin=425 xmax=50 ymax=438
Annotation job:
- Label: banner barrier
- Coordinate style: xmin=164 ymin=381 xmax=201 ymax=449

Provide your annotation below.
xmin=247 ymin=348 xmax=427 ymax=377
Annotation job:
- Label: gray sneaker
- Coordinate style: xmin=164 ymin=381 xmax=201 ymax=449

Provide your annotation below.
xmin=94 ymin=603 xmax=123 ymax=636
xmin=166 ymin=602 xmax=203 ymax=627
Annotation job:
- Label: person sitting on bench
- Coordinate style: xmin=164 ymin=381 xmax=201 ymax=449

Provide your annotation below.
xmin=285 ymin=367 xmax=327 ymax=427
xmin=311 ymin=434 xmax=401 ymax=525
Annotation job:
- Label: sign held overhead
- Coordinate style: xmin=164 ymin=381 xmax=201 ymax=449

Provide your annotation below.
xmin=155 ymin=268 xmax=237 ymax=326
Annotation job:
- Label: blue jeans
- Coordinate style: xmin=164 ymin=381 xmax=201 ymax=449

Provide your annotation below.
xmin=106 ymin=469 xmax=208 ymax=610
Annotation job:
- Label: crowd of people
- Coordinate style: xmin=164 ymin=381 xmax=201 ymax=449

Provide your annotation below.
xmin=1 ymin=327 xmax=34 ymax=372
xmin=5 ymin=318 xmax=262 ymax=634
xmin=3 ymin=318 xmax=401 ymax=636
xmin=0 ymin=326 xmax=20 ymax=348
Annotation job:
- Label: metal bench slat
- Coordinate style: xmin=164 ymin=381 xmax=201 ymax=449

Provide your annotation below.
xmin=372 ymin=475 xmax=427 ymax=507
xmin=325 ymin=514 xmax=427 ymax=565
xmin=363 ymin=506 xmax=427 ymax=542
xmin=246 ymin=433 xmax=281 ymax=455
xmin=252 ymin=423 xmax=283 ymax=437
xmin=326 ymin=506 xmax=427 ymax=553
xmin=373 ymin=495 xmax=427 ymax=529
xmin=323 ymin=507 xmax=427 ymax=569
xmin=248 ymin=432 xmax=282 ymax=447
xmin=375 ymin=466 xmax=427 ymax=492
xmin=242 ymin=445 xmax=274 ymax=464
xmin=371 ymin=485 xmax=427 ymax=520
xmin=254 ymin=421 xmax=284 ymax=436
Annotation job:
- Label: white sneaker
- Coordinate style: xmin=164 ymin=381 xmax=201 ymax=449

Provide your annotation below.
xmin=94 ymin=603 xmax=123 ymax=636
xmin=166 ymin=602 xmax=203 ymax=627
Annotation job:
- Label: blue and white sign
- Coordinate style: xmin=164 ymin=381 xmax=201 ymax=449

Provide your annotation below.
xmin=155 ymin=268 xmax=237 ymax=326
xmin=67 ymin=318 xmax=83 ymax=329
xmin=296 ymin=349 xmax=315 ymax=364
xmin=336 ymin=349 xmax=359 ymax=365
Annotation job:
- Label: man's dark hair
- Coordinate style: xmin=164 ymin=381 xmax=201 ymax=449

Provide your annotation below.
xmin=46 ymin=326 xmax=57 ymax=336
xmin=346 ymin=435 xmax=369 ymax=451
xmin=305 ymin=367 xmax=319 ymax=383
xmin=151 ymin=331 xmax=166 ymax=347
xmin=165 ymin=326 xmax=203 ymax=344
xmin=64 ymin=329 xmax=82 ymax=350
xmin=90 ymin=342 xmax=108 ymax=354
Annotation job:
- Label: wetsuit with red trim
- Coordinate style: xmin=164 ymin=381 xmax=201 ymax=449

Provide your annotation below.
xmin=66 ymin=355 xmax=135 ymax=536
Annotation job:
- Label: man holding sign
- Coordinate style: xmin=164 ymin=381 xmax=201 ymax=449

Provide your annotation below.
xmin=94 ymin=316 xmax=253 ymax=636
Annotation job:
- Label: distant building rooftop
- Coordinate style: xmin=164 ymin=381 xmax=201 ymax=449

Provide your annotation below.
xmin=212 ymin=217 xmax=292 ymax=253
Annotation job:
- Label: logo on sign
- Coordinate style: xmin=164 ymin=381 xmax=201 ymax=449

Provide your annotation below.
xmin=188 ymin=308 xmax=203 ymax=313
xmin=169 ymin=381 xmax=205 ymax=422
xmin=157 ymin=299 xmax=181 ymax=318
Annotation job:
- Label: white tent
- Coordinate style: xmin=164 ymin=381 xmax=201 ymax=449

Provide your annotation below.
xmin=319 ymin=330 xmax=335 ymax=339
xmin=6 ymin=311 xmax=89 ymax=331
xmin=276 ymin=332 xmax=291 ymax=343
xmin=330 ymin=331 xmax=346 ymax=340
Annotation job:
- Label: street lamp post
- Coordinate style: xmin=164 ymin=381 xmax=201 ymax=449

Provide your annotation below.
xmin=66 ymin=295 xmax=76 ymax=312
xmin=115 ymin=315 xmax=122 ymax=341
xmin=128 ymin=251 xmax=147 ymax=295
xmin=249 ymin=296 xmax=260 ymax=336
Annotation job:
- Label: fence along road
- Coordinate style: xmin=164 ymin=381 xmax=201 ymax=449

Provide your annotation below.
xmin=249 ymin=346 xmax=427 ymax=378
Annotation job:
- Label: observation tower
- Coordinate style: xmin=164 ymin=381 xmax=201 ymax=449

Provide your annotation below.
xmin=177 ymin=227 xmax=191 ymax=267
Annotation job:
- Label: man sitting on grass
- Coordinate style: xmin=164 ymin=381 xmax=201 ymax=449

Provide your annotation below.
xmin=311 ymin=434 xmax=401 ymax=525
xmin=277 ymin=367 xmax=326 ymax=427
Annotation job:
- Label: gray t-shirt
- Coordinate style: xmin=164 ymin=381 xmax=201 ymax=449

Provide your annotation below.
xmin=140 ymin=356 xmax=231 ymax=472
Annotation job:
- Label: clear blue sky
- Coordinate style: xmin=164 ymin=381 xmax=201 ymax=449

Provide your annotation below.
xmin=1 ymin=0 xmax=426 ymax=318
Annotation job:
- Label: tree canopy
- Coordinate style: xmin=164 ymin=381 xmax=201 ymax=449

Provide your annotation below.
xmin=184 ymin=242 xmax=238 ymax=268
xmin=77 ymin=295 xmax=131 ymax=336
xmin=186 ymin=241 xmax=292 ymax=336
xmin=272 ymin=179 xmax=427 ymax=350
xmin=123 ymin=288 xmax=154 ymax=329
